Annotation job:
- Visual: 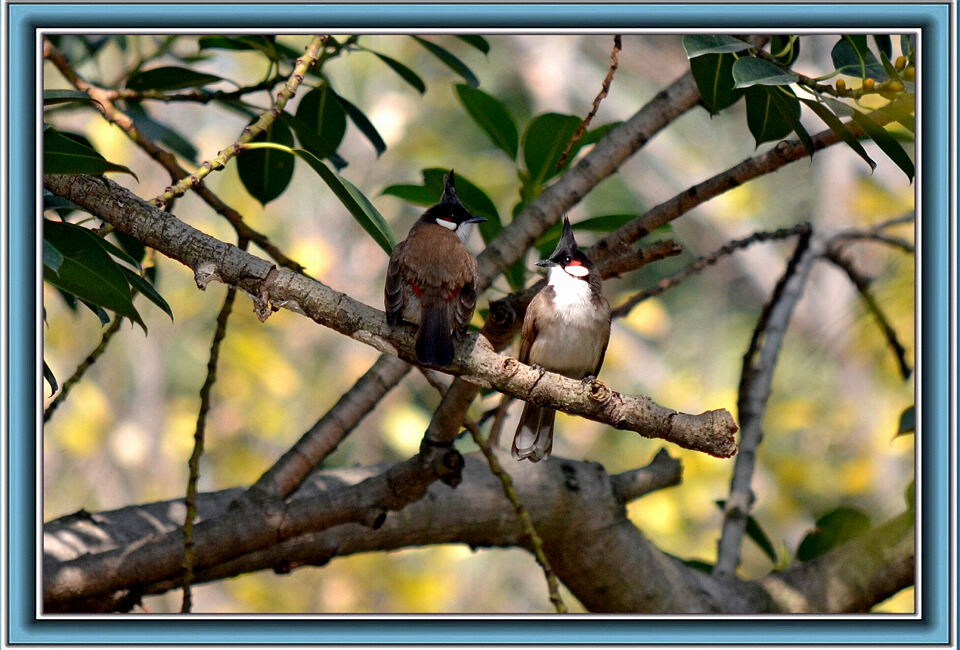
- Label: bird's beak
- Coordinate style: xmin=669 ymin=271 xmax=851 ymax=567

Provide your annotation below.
xmin=535 ymin=259 xmax=557 ymax=268
xmin=465 ymin=215 xmax=487 ymax=224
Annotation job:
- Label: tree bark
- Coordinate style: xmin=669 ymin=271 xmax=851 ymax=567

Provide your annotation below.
xmin=44 ymin=449 xmax=913 ymax=614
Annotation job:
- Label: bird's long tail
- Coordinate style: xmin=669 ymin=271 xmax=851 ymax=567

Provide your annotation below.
xmin=512 ymin=403 xmax=555 ymax=462
xmin=416 ymin=306 xmax=454 ymax=367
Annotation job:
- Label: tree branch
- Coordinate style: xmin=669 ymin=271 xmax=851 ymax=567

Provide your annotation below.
xmin=44 ymin=173 xmax=738 ymax=458
xmin=44 ymin=450 xmax=912 ymax=614
xmin=714 ymin=226 xmax=821 ymax=576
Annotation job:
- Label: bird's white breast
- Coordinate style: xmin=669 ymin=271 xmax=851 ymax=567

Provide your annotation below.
xmin=526 ymin=267 xmax=607 ymax=377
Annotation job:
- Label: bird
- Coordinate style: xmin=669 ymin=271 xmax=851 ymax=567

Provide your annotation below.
xmin=511 ymin=216 xmax=611 ymax=462
xmin=384 ymin=171 xmax=487 ymax=367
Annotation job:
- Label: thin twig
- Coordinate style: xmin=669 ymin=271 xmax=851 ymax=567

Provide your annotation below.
xmin=154 ymin=35 xmax=328 ymax=206
xmin=557 ymin=35 xmax=621 ymax=171
xmin=611 ymin=225 xmax=810 ymax=319
xmin=417 ymin=367 xmax=567 ymax=613
xmin=825 ymin=248 xmax=912 ymax=380
xmin=43 ymin=315 xmax=124 ymax=422
xmin=463 ymin=421 xmax=568 ymax=613
xmin=182 ymin=281 xmax=238 ymax=612
xmin=43 ymin=39 xmax=306 ymax=274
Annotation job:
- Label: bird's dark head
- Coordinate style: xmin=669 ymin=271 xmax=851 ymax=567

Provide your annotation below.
xmin=536 ymin=216 xmax=593 ymax=278
xmin=421 ymin=170 xmax=487 ymax=231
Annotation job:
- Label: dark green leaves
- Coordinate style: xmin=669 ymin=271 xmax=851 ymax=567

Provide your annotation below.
xmin=682 ymin=35 xmax=752 ymax=57
xmin=293 ymin=84 xmax=347 ymax=159
xmin=238 ymin=119 xmax=295 ymax=205
xmin=43 ymin=90 xmax=97 ymax=106
xmin=523 ymin=113 xmax=582 ymax=189
xmin=44 ymin=220 xmax=145 ymax=329
xmin=715 ymin=500 xmax=779 ymax=565
xmin=412 ymin=36 xmax=480 ymax=89
xmin=896 ymin=405 xmax=915 ymax=437
xmin=744 ymin=86 xmax=797 ymax=147
xmin=831 ymin=36 xmax=887 ymax=82
xmin=850 ymin=109 xmax=914 ymax=181
xmin=796 ymin=507 xmax=871 ymax=562
xmin=370 ymin=51 xmax=426 ymax=94
xmin=689 ymin=53 xmax=744 ymax=115
xmin=455 ymin=84 xmax=519 ymax=160
xmin=383 ymin=168 xmax=502 ymax=244
xmin=290 ymin=148 xmax=396 ymax=255
xmin=732 ymin=57 xmax=796 ymax=88
xmin=43 ymin=125 xmax=137 ymax=179
xmin=800 ymin=98 xmax=875 ymax=170
xmin=126 ymin=66 xmax=225 ymax=92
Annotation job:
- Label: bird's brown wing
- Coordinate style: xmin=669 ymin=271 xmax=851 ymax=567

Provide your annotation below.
xmin=384 ymin=242 xmax=406 ymax=325
xmin=518 ymin=291 xmax=544 ymax=365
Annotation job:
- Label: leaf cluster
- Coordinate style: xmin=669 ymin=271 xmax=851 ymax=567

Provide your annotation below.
xmin=683 ymin=34 xmax=915 ymax=181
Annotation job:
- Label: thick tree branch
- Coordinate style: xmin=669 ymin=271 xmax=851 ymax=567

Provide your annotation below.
xmin=715 ymin=227 xmax=822 ymax=576
xmin=44 ymin=173 xmax=737 ymax=458
xmin=44 ymin=451 xmax=912 ymax=614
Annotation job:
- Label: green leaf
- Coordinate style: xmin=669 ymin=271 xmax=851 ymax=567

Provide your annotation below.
xmin=292 ymin=83 xmax=347 ymax=159
xmin=850 ymin=109 xmax=914 ymax=181
xmin=732 ymin=57 xmax=796 ymax=88
xmin=338 ymin=95 xmax=387 ymax=157
xmin=744 ymin=86 xmax=795 ymax=147
xmin=43 ymin=220 xmax=144 ymax=329
xmin=198 ymin=35 xmax=279 ymax=56
xmin=535 ymin=213 xmax=637 ymax=257
xmin=831 ymin=36 xmax=887 ymax=81
xmin=904 ymin=478 xmax=915 ymax=510
xmin=878 ymin=94 xmax=916 ymax=133
xmin=412 ymin=36 xmax=480 ymax=88
xmin=43 ymin=239 xmax=64 ymax=273
xmin=125 ymin=103 xmax=199 ymax=164
xmin=380 ymin=183 xmax=437 ymax=206
xmin=900 ymin=35 xmax=915 ymax=60
xmin=455 ymin=84 xmax=519 ymax=160
xmin=126 ymin=66 xmax=225 ymax=92
xmin=291 ymin=149 xmax=397 ymax=254
xmin=43 ymin=361 xmax=59 ymax=395
xmin=896 ymin=405 xmax=915 ymax=437
xmin=120 ymin=266 xmax=173 ymax=321
xmin=716 ymin=500 xmax=778 ymax=565
xmin=766 ymin=87 xmax=813 ymax=158
xmin=522 ymin=113 xmax=582 ymax=189
xmin=682 ymin=35 xmax=753 ymax=58
xmin=690 ymin=52 xmax=744 ymax=115
xmin=43 ymin=190 xmax=79 ymax=213
xmin=580 ymin=122 xmax=622 ymax=146
xmin=872 ymin=35 xmax=893 ymax=60
xmin=43 ymin=90 xmax=97 ymax=106
xmin=370 ymin=51 xmax=426 ymax=94
xmin=383 ymin=168 xmax=502 ymax=244
xmin=796 ymin=507 xmax=871 ymax=562
xmin=455 ymin=35 xmax=490 ymax=54
xmin=237 ymin=119 xmax=295 ymax=205
xmin=801 ymin=98 xmax=875 ymax=170
xmin=770 ymin=35 xmax=800 ymax=66
xmin=43 ymin=125 xmax=138 ymax=179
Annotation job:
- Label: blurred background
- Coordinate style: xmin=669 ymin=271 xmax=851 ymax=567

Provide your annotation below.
xmin=42 ymin=34 xmax=915 ymax=613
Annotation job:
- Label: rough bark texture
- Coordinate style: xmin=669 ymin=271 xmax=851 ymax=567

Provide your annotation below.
xmin=43 ymin=450 xmax=914 ymax=614
xmin=43 ymin=173 xmax=738 ymax=459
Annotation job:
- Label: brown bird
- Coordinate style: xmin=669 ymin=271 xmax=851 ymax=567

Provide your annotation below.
xmin=512 ymin=217 xmax=611 ymax=462
xmin=384 ymin=171 xmax=486 ymax=367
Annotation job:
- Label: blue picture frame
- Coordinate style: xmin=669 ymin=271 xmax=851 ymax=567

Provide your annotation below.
xmin=6 ymin=2 xmax=953 ymax=645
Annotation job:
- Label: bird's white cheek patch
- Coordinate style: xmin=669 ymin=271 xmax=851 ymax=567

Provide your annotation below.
xmin=437 ymin=219 xmax=457 ymax=231
xmin=564 ymin=265 xmax=590 ymax=278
